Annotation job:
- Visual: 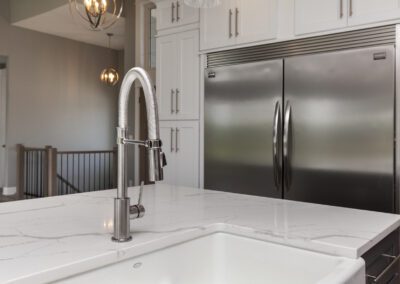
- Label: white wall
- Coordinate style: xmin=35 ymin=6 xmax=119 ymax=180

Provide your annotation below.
xmin=0 ymin=0 xmax=120 ymax=187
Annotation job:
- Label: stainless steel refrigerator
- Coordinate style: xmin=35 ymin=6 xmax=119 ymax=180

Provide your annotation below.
xmin=205 ymin=45 xmax=395 ymax=213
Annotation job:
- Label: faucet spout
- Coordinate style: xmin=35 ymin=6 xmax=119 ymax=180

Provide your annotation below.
xmin=113 ymin=67 xmax=166 ymax=242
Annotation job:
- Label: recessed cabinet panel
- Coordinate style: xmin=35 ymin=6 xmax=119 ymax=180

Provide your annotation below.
xmin=235 ymin=0 xmax=278 ymax=45
xmin=159 ymin=123 xmax=177 ymax=185
xmin=157 ymin=30 xmax=199 ymax=120
xmin=159 ymin=121 xmax=199 ymax=188
xmin=348 ymin=0 xmax=400 ymax=26
xmin=200 ymin=0 xmax=278 ymax=51
xmin=156 ymin=0 xmax=199 ymax=31
xmin=175 ymin=121 xmax=199 ymax=188
xmin=177 ymin=30 xmax=200 ymax=119
xmin=200 ymin=0 xmax=233 ymax=50
xmin=156 ymin=34 xmax=177 ymax=120
xmin=295 ymin=0 xmax=348 ymax=35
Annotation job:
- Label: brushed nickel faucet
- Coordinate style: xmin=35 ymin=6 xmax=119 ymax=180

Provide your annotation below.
xmin=112 ymin=67 xmax=166 ymax=242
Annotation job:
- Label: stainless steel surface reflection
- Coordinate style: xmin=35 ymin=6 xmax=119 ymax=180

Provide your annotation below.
xmin=284 ymin=46 xmax=395 ymax=212
xmin=205 ymin=60 xmax=283 ymax=198
xmin=204 ymin=45 xmax=395 ymax=213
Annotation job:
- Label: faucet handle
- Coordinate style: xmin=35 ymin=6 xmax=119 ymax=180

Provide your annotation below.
xmin=138 ymin=181 xmax=144 ymax=205
xmin=160 ymin=152 xmax=167 ymax=167
xmin=129 ymin=181 xmax=145 ymax=219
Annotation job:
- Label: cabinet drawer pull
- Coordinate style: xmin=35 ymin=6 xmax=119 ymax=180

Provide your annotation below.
xmin=339 ymin=0 xmax=343 ymax=18
xmin=235 ymin=8 xmax=239 ymax=36
xmin=176 ymin=88 xmax=180 ymax=113
xmin=171 ymin=89 xmax=175 ymax=113
xmin=176 ymin=128 xmax=179 ymax=152
xmin=366 ymin=254 xmax=400 ymax=283
xmin=171 ymin=2 xmax=175 ymax=22
xmin=170 ymin=128 xmax=175 ymax=152
xmin=176 ymin=1 xmax=180 ymax=21
xmin=229 ymin=9 xmax=233 ymax=38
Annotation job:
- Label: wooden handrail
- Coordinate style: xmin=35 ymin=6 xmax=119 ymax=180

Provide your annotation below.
xmin=16 ymin=144 xmax=117 ymax=198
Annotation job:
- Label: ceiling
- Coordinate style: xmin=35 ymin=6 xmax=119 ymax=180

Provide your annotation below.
xmin=12 ymin=4 xmax=125 ymax=50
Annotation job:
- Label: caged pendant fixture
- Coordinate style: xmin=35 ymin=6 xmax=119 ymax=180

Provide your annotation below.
xmin=100 ymin=33 xmax=120 ymax=86
xmin=184 ymin=0 xmax=221 ymax=8
xmin=69 ymin=0 xmax=123 ymax=31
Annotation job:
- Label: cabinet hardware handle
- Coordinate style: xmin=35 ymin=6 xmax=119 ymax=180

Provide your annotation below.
xmin=176 ymin=128 xmax=179 ymax=152
xmin=176 ymin=88 xmax=180 ymax=113
xmin=366 ymin=254 xmax=400 ymax=283
xmin=349 ymin=0 xmax=353 ymax=16
xmin=171 ymin=89 xmax=175 ymax=113
xmin=176 ymin=1 xmax=180 ymax=21
xmin=283 ymin=101 xmax=292 ymax=191
xmin=170 ymin=128 xmax=175 ymax=152
xmin=273 ymin=101 xmax=282 ymax=191
xmin=339 ymin=0 xmax=343 ymax=18
xmin=229 ymin=9 xmax=233 ymax=38
xmin=171 ymin=2 xmax=175 ymax=22
xmin=235 ymin=8 xmax=239 ymax=36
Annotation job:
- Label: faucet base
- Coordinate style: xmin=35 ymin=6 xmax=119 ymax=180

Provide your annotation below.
xmin=111 ymin=236 xmax=132 ymax=242
xmin=112 ymin=198 xmax=132 ymax=242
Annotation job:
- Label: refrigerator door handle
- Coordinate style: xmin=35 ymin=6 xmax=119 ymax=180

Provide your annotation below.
xmin=273 ymin=101 xmax=282 ymax=191
xmin=283 ymin=101 xmax=292 ymax=191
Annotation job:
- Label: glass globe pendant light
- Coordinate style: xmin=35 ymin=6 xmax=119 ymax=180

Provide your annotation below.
xmin=184 ymin=0 xmax=221 ymax=8
xmin=100 ymin=33 xmax=120 ymax=86
xmin=69 ymin=0 xmax=123 ymax=31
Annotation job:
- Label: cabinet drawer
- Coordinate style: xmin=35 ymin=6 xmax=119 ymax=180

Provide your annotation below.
xmin=363 ymin=229 xmax=400 ymax=284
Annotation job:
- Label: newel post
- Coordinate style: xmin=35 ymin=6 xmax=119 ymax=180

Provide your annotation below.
xmin=16 ymin=144 xmax=25 ymax=200
xmin=45 ymin=146 xmax=57 ymax=196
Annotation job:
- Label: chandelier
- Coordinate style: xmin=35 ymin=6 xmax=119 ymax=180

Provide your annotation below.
xmin=184 ymin=0 xmax=221 ymax=8
xmin=69 ymin=0 xmax=123 ymax=30
xmin=100 ymin=33 xmax=120 ymax=86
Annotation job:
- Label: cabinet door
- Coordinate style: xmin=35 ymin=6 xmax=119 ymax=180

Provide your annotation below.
xmin=157 ymin=0 xmax=199 ymax=31
xmin=159 ymin=122 xmax=177 ymax=185
xmin=295 ymin=0 xmax=348 ymax=35
xmin=200 ymin=0 xmax=235 ymax=50
xmin=175 ymin=121 xmax=199 ymax=187
xmin=175 ymin=0 xmax=199 ymax=26
xmin=235 ymin=0 xmax=278 ymax=45
xmin=176 ymin=30 xmax=200 ymax=120
xmin=157 ymin=34 xmax=177 ymax=120
xmin=348 ymin=0 xmax=400 ymax=26
xmin=156 ymin=0 xmax=177 ymax=31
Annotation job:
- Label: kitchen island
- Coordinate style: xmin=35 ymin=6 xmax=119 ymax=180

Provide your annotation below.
xmin=1 ymin=184 xmax=399 ymax=283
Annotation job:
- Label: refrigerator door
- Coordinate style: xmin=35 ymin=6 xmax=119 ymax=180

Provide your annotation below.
xmin=284 ymin=46 xmax=395 ymax=212
xmin=205 ymin=60 xmax=283 ymax=197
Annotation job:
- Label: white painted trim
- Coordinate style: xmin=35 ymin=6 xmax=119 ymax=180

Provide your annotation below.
xmin=0 ymin=68 xmax=7 ymax=188
xmin=2 ymin=187 xmax=16 ymax=196
xmin=199 ymin=54 xmax=206 ymax=189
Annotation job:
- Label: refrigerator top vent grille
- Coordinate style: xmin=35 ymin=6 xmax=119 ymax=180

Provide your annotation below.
xmin=206 ymin=25 xmax=396 ymax=68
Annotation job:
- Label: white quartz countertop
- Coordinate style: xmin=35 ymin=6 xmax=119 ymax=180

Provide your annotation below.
xmin=1 ymin=184 xmax=400 ymax=283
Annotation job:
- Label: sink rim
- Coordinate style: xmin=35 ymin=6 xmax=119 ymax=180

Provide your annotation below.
xmin=54 ymin=224 xmax=365 ymax=284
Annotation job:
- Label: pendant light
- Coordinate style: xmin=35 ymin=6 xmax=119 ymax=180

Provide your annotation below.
xmin=69 ymin=0 xmax=123 ymax=31
xmin=100 ymin=33 xmax=120 ymax=86
xmin=184 ymin=0 xmax=221 ymax=8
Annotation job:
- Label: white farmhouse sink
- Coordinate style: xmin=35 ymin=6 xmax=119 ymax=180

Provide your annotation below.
xmin=58 ymin=233 xmax=365 ymax=284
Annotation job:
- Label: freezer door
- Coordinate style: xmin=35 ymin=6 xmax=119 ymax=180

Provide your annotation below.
xmin=284 ymin=46 xmax=395 ymax=212
xmin=205 ymin=60 xmax=283 ymax=197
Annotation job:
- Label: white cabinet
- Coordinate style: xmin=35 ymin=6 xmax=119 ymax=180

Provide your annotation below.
xmin=200 ymin=0 xmax=278 ymax=50
xmin=159 ymin=121 xmax=199 ymax=187
xmin=348 ymin=0 xmax=400 ymax=26
xmin=295 ymin=0 xmax=400 ymax=35
xmin=295 ymin=0 xmax=348 ymax=35
xmin=156 ymin=29 xmax=199 ymax=120
xmin=156 ymin=0 xmax=199 ymax=31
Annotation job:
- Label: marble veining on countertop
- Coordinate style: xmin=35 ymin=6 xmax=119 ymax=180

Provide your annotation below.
xmin=0 ymin=184 xmax=399 ymax=283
